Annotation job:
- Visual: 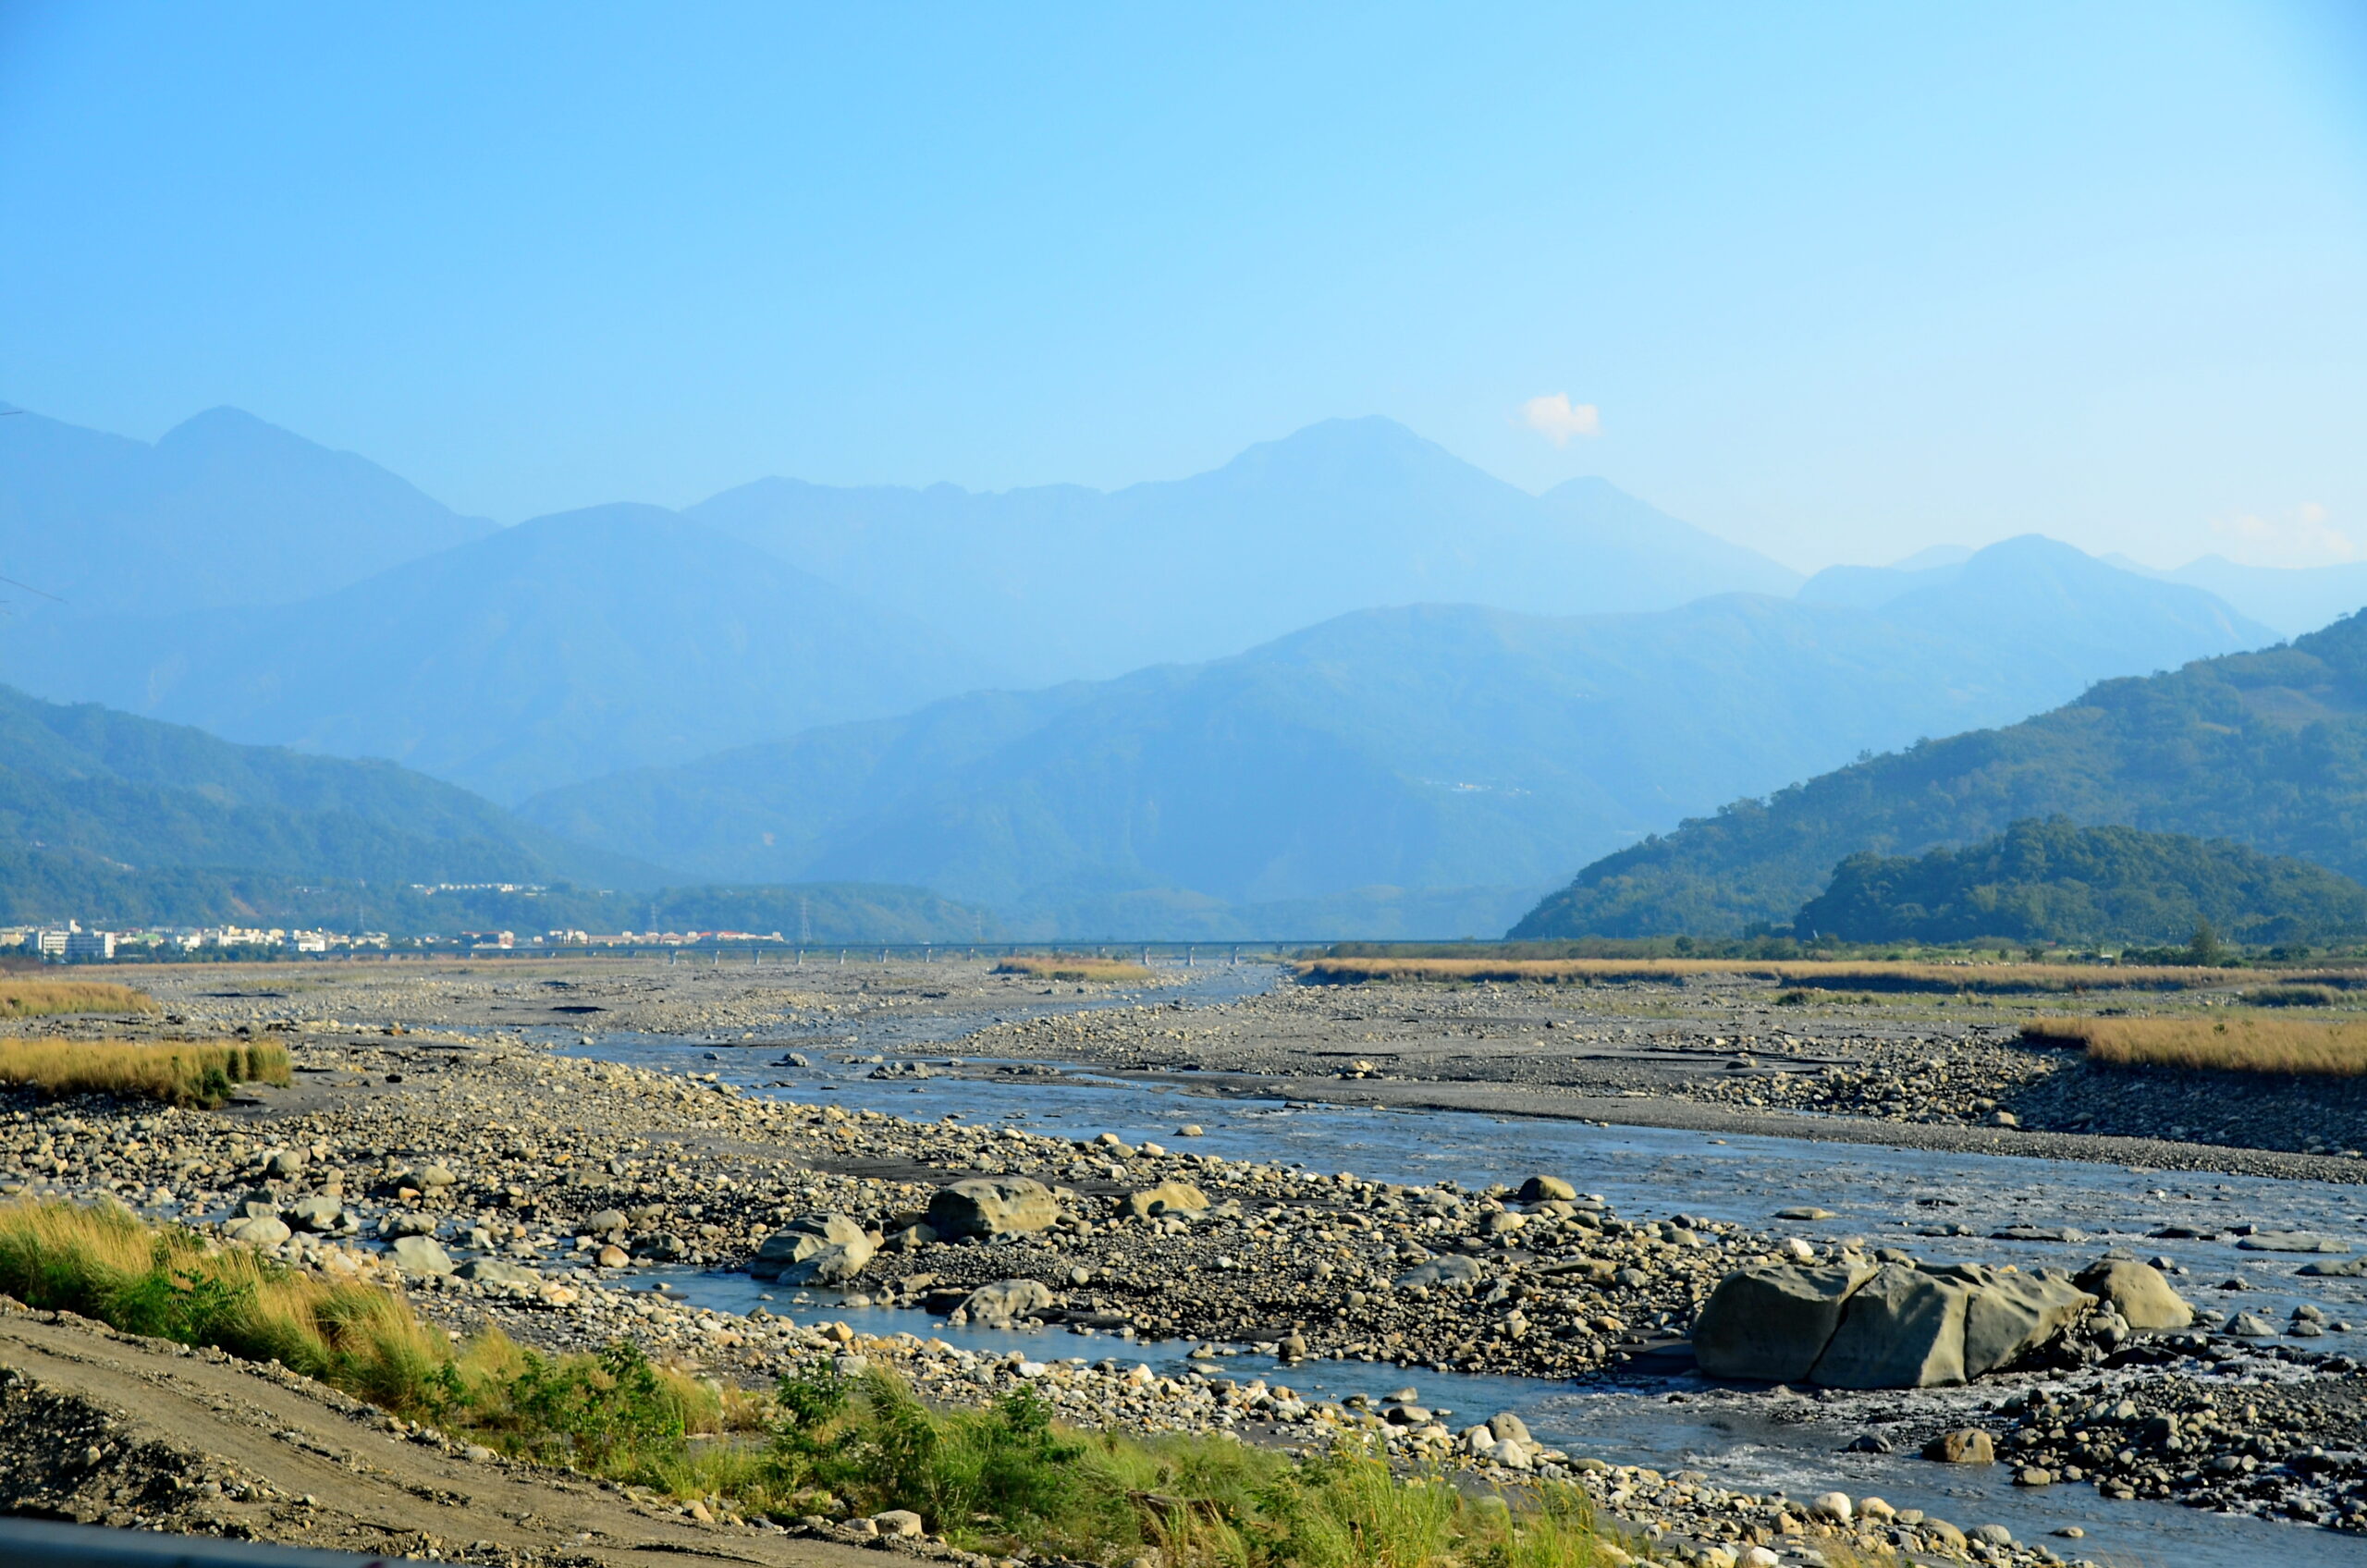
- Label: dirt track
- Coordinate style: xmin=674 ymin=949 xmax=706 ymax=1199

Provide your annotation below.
xmin=0 ymin=1300 xmax=881 ymax=1568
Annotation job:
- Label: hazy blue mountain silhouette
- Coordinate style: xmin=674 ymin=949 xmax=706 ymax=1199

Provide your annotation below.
xmin=522 ymin=536 xmax=2269 ymax=938
xmin=0 ymin=680 xmax=652 ymax=891
xmin=687 ymin=417 xmax=1804 ymax=682
xmin=0 ymin=405 xmax=496 ymax=615
xmin=0 ymin=682 xmax=1014 ymax=939
xmin=0 ymin=505 xmax=993 ymax=802
xmin=2110 ymin=553 xmax=2367 ymax=641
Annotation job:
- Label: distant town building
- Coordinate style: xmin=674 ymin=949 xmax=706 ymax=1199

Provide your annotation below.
xmin=64 ymin=929 xmax=116 ymax=961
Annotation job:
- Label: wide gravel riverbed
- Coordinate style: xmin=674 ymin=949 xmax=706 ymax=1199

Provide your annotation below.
xmin=9 ymin=954 xmax=2366 ymax=1567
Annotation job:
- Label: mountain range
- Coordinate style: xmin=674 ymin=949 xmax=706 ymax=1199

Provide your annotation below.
xmin=688 ymin=418 xmax=1805 ymax=682
xmin=4 ymin=398 xmax=2355 ymax=941
xmin=0 ymin=682 xmax=995 ymax=940
xmin=0 ymin=406 xmax=495 ymax=615
xmin=1513 ymin=606 xmax=2367 ymax=938
xmin=2 ymin=504 xmax=987 ymax=802
xmin=520 ymin=535 xmax=2271 ymax=938
xmin=0 ymin=410 xmax=1807 ymax=801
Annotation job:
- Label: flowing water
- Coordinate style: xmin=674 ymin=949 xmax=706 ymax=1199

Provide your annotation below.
xmin=558 ymin=965 xmax=2367 ymax=1566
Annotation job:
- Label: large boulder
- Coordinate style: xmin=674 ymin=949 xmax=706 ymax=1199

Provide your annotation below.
xmin=388 ymin=1234 xmax=455 ymax=1277
xmin=1955 ymin=1268 xmax=2095 ymax=1376
xmin=957 ymin=1277 xmax=1055 ymax=1327
xmin=1693 ymin=1262 xmax=1879 ymax=1382
xmin=751 ymin=1214 xmax=869 ymax=1280
xmin=284 ymin=1194 xmax=346 ymax=1232
xmin=1123 ymin=1181 xmax=1209 ymax=1219
xmin=1701 ymin=1257 xmax=2098 ymax=1390
xmin=926 ymin=1177 xmax=1061 ymax=1239
xmin=778 ymin=1234 xmax=877 ymax=1285
xmin=456 ymin=1257 xmax=541 ymax=1287
xmin=224 ymin=1215 xmax=291 ymax=1247
xmin=1924 ymin=1428 xmax=1996 ymax=1464
xmin=1810 ymin=1265 xmax=1973 ymax=1389
xmin=2073 ymin=1259 xmax=2193 ymax=1331
xmin=1518 ymin=1176 xmax=1576 ymax=1203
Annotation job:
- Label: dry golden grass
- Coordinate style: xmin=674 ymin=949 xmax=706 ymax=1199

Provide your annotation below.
xmin=995 ymin=954 xmax=1157 ymax=983
xmin=0 ymin=978 xmax=156 ymax=1017
xmin=1296 ymin=956 xmax=2367 ymax=996
xmin=0 ymin=1037 xmax=289 ymax=1106
xmin=0 ymin=1197 xmax=453 ymax=1411
xmin=2023 ymin=1015 xmax=2367 ymax=1075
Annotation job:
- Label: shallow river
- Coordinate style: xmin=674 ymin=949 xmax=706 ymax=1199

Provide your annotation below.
xmin=558 ymin=965 xmax=2367 ymax=1566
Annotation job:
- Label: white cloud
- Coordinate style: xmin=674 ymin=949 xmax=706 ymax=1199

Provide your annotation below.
xmin=2210 ymin=500 xmax=2358 ymax=567
xmin=1518 ymin=393 xmax=1601 ymax=447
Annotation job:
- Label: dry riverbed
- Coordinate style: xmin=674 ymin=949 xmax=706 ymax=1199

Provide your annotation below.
xmin=0 ymin=955 xmax=2363 ymax=1564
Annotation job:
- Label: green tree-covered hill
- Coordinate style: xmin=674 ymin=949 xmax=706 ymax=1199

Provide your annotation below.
xmin=1514 ymin=609 xmax=2367 ymax=937
xmin=1792 ymin=816 xmax=2367 ymax=946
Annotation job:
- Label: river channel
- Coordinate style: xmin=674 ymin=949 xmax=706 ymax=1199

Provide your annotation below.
xmin=558 ymin=964 xmax=2367 ymax=1566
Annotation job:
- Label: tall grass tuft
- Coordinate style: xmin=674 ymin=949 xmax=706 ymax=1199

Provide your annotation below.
xmin=0 ymin=1199 xmax=722 ymax=1475
xmin=0 ymin=979 xmax=157 ymax=1018
xmin=994 ymin=954 xmax=1156 ymax=983
xmin=0 ymin=1198 xmax=449 ymax=1403
xmin=2024 ymin=1015 xmax=2367 ymax=1075
xmin=0 ymin=1038 xmax=289 ymax=1107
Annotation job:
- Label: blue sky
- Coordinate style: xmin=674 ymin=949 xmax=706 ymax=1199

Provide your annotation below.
xmin=3 ymin=2 xmax=2363 ymax=570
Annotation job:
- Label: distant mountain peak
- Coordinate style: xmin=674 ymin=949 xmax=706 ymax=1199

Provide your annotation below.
xmin=1196 ymin=414 xmax=1482 ymax=486
xmin=0 ymin=400 xmax=495 ymax=618
xmin=156 ymin=404 xmax=289 ymax=444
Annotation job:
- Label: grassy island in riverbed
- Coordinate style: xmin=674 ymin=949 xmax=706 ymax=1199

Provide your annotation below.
xmin=995 ymin=954 xmax=1157 ymax=984
xmin=0 ymin=1038 xmax=288 ymax=1106
xmin=0 ymin=978 xmax=157 ymax=1017
xmin=1298 ymin=955 xmax=2367 ymax=996
xmin=2023 ymin=1015 xmax=2367 ymax=1075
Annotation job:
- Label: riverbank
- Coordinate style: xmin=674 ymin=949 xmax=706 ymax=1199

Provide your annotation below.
xmin=3 ymin=956 xmax=2364 ymax=1562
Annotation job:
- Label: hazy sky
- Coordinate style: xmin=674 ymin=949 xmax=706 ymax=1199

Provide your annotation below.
xmin=4 ymin=2 xmax=2364 ymax=571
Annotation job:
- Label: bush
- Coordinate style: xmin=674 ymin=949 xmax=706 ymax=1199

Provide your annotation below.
xmin=757 ymin=1367 xmax=1620 ymax=1566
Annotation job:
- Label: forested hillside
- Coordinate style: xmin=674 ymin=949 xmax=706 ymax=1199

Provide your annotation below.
xmin=1792 ymin=816 xmax=2367 ymax=946
xmin=1515 ymin=610 xmax=2367 ymax=937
